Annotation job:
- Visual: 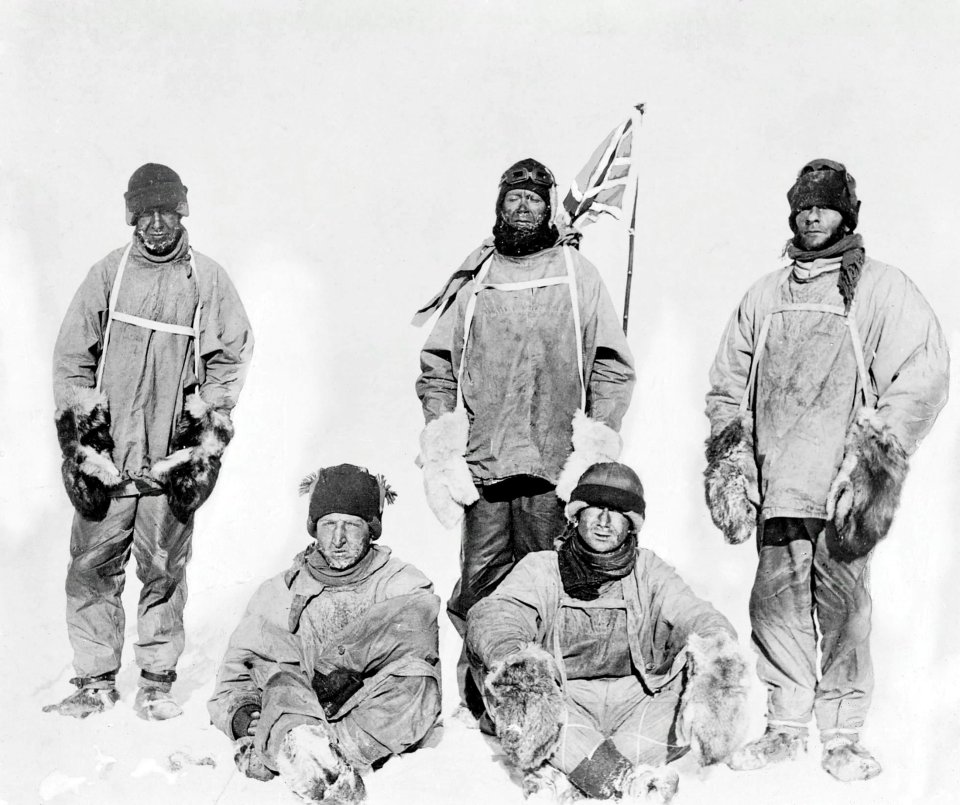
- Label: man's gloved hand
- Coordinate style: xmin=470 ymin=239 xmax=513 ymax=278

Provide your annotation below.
xmin=417 ymin=409 xmax=479 ymax=528
xmin=234 ymin=736 xmax=275 ymax=781
xmin=311 ymin=667 xmax=365 ymax=718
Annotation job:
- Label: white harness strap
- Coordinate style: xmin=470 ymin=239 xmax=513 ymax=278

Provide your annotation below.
xmin=456 ymin=246 xmax=586 ymax=411
xmin=95 ymin=245 xmax=202 ymax=392
xmin=739 ymin=300 xmax=870 ymax=414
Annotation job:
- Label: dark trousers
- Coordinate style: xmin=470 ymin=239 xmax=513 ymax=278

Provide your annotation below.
xmin=447 ymin=477 xmax=566 ymax=706
xmin=750 ymin=517 xmax=873 ymax=733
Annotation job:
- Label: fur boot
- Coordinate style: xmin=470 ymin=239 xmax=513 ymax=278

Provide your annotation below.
xmin=234 ymin=737 xmax=276 ymax=782
xmin=418 ymin=409 xmax=479 ymax=528
xmin=620 ymin=764 xmax=680 ymax=804
xmin=826 ymin=408 xmax=908 ymax=560
xmin=821 ymin=733 xmax=882 ymax=782
xmin=152 ymin=393 xmax=233 ymax=523
xmin=704 ymin=416 xmax=758 ymax=544
xmin=555 ymin=410 xmax=622 ymax=502
xmin=55 ymin=386 xmax=123 ymax=520
xmin=681 ymin=632 xmax=749 ymax=765
xmin=485 ymin=645 xmax=565 ymax=771
xmin=277 ymin=723 xmax=366 ymax=804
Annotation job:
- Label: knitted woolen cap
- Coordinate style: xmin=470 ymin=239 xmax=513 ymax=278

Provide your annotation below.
xmin=564 ymin=462 xmax=646 ymax=531
xmin=787 ymin=158 xmax=860 ymax=232
xmin=300 ymin=464 xmax=395 ymax=540
xmin=124 ymin=163 xmax=189 ymax=225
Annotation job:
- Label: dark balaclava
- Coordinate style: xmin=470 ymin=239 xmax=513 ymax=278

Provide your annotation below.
xmin=493 ymin=157 xmax=560 ymax=256
xmin=300 ymin=463 xmax=396 ymax=540
xmin=786 ymin=158 xmax=865 ymax=311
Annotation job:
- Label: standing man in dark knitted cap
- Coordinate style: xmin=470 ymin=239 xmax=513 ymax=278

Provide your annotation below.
xmin=413 ymin=158 xmax=636 ymax=719
xmin=467 ymin=462 xmax=748 ymax=802
xmin=46 ymin=163 xmax=254 ymax=720
xmin=208 ymin=465 xmax=441 ymax=805
xmin=704 ymin=158 xmax=948 ymax=781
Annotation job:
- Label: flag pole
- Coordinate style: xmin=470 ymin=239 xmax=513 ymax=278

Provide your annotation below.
xmin=622 ymin=104 xmax=644 ymax=335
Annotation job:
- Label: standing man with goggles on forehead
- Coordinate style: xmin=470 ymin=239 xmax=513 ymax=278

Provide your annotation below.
xmin=414 ymin=157 xmax=635 ymax=721
xmin=47 ymin=163 xmax=254 ymax=721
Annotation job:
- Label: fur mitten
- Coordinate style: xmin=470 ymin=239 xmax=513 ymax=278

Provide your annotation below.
xmin=704 ymin=416 xmax=758 ymax=544
xmin=152 ymin=393 xmax=233 ymax=522
xmin=277 ymin=723 xmax=366 ymax=804
xmin=484 ymin=645 xmax=565 ymax=771
xmin=555 ymin=410 xmax=623 ymax=502
xmin=55 ymin=386 xmax=122 ymax=520
xmin=826 ymin=408 xmax=908 ymax=561
xmin=681 ymin=632 xmax=749 ymax=765
xmin=418 ymin=409 xmax=479 ymax=528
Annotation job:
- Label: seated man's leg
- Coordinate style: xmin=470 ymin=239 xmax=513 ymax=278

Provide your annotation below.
xmin=328 ymin=670 xmax=441 ymax=769
xmin=254 ymin=670 xmax=327 ymax=770
xmin=607 ymin=676 xmax=687 ymax=767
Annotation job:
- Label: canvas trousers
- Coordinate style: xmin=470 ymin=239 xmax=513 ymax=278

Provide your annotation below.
xmin=254 ymin=669 xmax=439 ymax=771
xmin=551 ymin=676 xmax=687 ymax=774
xmin=66 ymin=494 xmax=193 ymax=680
xmin=749 ymin=517 xmax=873 ymax=733
xmin=447 ymin=479 xmax=566 ymax=706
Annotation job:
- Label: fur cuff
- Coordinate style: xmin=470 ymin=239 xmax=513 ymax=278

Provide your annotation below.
xmin=704 ymin=417 xmax=758 ymax=544
xmin=485 ymin=645 xmax=565 ymax=770
xmin=555 ymin=411 xmax=622 ymax=502
xmin=55 ymin=386 xmax=122 ymax=520
xmin=152 ymin=393 xmax=234 ymax=522
xmin=681 ymin=632 xmax=749 ymax=765
xmin=418 ymin=409 xmax=479 ymax=528
xmin=826 ymin=408 xmax=908 ymax=560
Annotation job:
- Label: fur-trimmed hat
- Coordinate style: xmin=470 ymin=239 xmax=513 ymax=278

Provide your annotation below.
xmin=564 ymin=461 xmax=645 ymax=531
xmin=299 ymin=464 xmax=396 ymax=539
xmin=124 ymin=163 xmax=189 ymax=225
xmin=787 ymin=158 xmax=860 ymax=232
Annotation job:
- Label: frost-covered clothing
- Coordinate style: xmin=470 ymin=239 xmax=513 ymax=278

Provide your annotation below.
xmin=706 ymin=255 xmax=948 ymax=732
xmin=208 ymin=545 xmax=441 ymax=770
xmin=53 ymin=232 xmax=253 ymax=680
xmin=706 ymin=258 xmax=948 ymax=521
xmin=467 ymin=550 xmax=735 ymax=771
xmin=417 ymin=242 xmax=634 ymax=485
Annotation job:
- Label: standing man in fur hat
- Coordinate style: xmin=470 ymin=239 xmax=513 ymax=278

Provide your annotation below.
xmin=208 ymin=464 xmax=441 ymax=805
xmin=704 ymin=158 xmax=948 ymax=781
xmin=414 ymin=158 xmax=635 ymax=717
xmin=46 ymin=163 xmax=254 ymax=720
xmin=467 ymin=462 xmax=748 ymax=803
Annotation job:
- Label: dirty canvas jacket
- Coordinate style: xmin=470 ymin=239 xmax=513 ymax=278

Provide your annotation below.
xmin=207 ymin=545 xmax=441 ymax=738
xmin=52 ymin=233 xmax=254 ymax=493
xmin=467 ymin=549 xmax=734 ymax=694
xmin=417 ymin=242 xmax=635 ymax=485
xmin=706 ymin=258 xmax=949 ymax=520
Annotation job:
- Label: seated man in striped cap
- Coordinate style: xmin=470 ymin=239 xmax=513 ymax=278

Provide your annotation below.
xmin=467 ymin=462 xmax=748 ymax=803
xmin=208 ymin=464 xmax=441 ymax=805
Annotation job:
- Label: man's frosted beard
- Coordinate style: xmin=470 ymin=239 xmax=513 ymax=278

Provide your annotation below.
xmin=493 ymin=215 xmax=559 ymax=257
xmin=136 ymin=225 xmax=183 ymax=256
xmin=794 ymin=224 xmax=848 ymax=252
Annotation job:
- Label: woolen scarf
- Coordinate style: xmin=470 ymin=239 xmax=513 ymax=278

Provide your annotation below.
xmin=785 ymin=232 xmax=864 ymax=312
xmin=558 ymin=531 xmax=638 ymax=601
xmin=303 ymin=542 xmax=385 ymax=587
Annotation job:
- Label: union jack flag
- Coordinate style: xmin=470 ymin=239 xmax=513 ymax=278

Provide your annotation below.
xmin=563 ymin=104 xmax=644 ymax=229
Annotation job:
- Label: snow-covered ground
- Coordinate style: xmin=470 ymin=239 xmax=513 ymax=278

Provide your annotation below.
xmin=3 ymin=3 xmax=960 ymax=803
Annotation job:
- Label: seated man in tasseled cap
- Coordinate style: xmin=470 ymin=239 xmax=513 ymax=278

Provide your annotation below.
xmin=208 ymin=464 xmax=441 ymax=804
xmin=467 ymin=462 xmax=749 ymax=803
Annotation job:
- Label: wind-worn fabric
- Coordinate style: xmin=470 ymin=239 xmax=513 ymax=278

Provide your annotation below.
xmin=706 ymin=257 xmax=948 ymax=522
xmin=750 ymin=518 xmax=873 ymax=732
xmin=53 ymin=233 xmax=254 ymax=494
xmin=207 ymin=545 xmax=441 ymax=769
xmin=417 ymin=244 xmax=634 ymax=485
xmin=467 ymin=550 xmax=735 ymax=693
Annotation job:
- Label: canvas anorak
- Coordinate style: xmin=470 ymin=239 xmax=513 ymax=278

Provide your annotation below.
xmin=706 ymin=257 xmax=948 ymax=520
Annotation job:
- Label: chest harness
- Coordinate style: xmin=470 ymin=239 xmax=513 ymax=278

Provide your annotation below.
xmin=94 ymin=242 xmax=203 ymax=392
xmin=738 ymin=276 xmax=872 ymax=416
xmin=456 ymin=246 xmax=586 ymax=412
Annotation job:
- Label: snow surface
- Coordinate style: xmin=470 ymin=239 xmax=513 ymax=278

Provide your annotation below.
xmin=2 ymin=2 xmax=960 ymax=803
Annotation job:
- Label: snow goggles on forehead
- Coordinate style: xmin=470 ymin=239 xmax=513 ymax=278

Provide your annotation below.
xmin=499 ymin=165 xmax=555 ymax=188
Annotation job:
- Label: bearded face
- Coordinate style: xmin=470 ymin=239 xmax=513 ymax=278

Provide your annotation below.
xmin=493 ymin=188 xmax=558 ymax=257
xmin=135 ymin=208 xmax=183 ymax=255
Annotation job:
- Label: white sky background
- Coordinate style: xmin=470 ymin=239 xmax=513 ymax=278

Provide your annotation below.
xmin=1 ymin=1 xmax=959 ymax=803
